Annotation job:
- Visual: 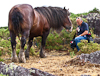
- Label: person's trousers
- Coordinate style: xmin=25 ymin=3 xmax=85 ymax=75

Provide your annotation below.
xmin=74 ymin=36 xmax=87 ymax=51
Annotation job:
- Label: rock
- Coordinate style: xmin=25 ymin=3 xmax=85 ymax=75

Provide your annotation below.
xmin=0 ymin=62 xmax=55 ymax=76
xmin=94 ymin=38 xmax=100 ymax=44
xmin=83 ymin=13 xmax=100 ymax=37
xmin=79 ymin=51 xmax=100 ymax=64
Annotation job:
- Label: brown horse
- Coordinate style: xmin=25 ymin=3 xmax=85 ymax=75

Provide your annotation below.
xmin=8 ymin=4 xmax=72 ymax=63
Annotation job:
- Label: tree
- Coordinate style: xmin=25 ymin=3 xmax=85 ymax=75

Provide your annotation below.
xmin=89 ymin=8 xmax=100 ymax=13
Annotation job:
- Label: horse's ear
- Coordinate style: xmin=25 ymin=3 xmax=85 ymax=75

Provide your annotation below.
xmin=68 ymin=8 xmax=69 ymax=10
xmin=64 ymin=7 xmax=66 ymax=10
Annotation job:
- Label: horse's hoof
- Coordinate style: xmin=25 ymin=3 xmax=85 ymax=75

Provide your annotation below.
xmin=19 ymin=52 xmax=26 ymax=63
xmin=19 ymin=56 xmax=26 ymax=63
xmin=40 ymin=53 xmax=46 ymax=58
xmin=11 ymin=57 xmax=19 ymax=63
xmin=19 ymin=59 xmax=26 ymax=63
xmin=40 ymin=50 xmax=46 ymax=58
xmin=25 ymin=50 xmax=29 ymax=60
xmin=25 ymin=56 xmax=29 ymax=60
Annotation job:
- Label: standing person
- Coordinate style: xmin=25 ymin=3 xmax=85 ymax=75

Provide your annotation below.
xmin=75 ymin=17 xmax=89 ymax=51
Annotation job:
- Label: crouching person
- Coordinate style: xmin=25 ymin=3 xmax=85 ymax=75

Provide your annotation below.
xmin=75 ymin=17 xmax=89 ymax=51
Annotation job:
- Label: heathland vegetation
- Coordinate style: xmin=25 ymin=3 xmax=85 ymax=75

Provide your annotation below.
xmin=0 ymin=8 xmax=100 ymax=61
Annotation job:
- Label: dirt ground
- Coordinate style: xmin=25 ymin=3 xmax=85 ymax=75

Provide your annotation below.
xmin=1 ymin=50 xmax=100 ymax=76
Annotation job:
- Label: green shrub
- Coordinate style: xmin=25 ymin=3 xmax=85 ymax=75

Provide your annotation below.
xmin=77 ymin=40 xmax=100 ymax=54
xmin=89 ymin=7 xmax=100 ymax=13
xmin=0 ymin=11 xmax=97 ymax=57
xmin=30 ymin=47 xmax=37 ymax=56
xmin=70 ymin=51 xmax=75 ymax=58
xmin=89 ymin=28 xmax=96 ymax=39
xmin=0 ymin=58 xmax=4 ymax=62
xmin=0 ymin=50 xmax=2 ymax=56
xmin=33 ymin=29 xmax=70 ymax=51
xmin=16 ymin=49 xmax=20 ymax=56
xmin=70 ymin=12 xmax=89 ymax=18
xmin=0 ymin=74 xmax=7 ymax=76
xmin=0 ymin=28 xmax=10 ymax=40
xmin=45 ymin=29 xmax=71 ymax=50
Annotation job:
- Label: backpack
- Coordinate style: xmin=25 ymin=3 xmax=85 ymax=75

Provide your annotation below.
xmin=70 ymin=39 xmax=76 ymax=50
xmin=70 ymin=32 xmax=76 ymax=50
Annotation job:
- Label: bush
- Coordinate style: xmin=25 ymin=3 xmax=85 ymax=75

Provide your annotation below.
xmin=0 ymin=74 xmax=6 ymax=76
xmin=0 ymin=58 xmax=4 ymax=62
xmin=0 ymin=39 xmax=11 ymax=56
xmin=77 ymin=40 xmax=100 ymax=54
xmin=0 ymin=50 xmax=2 ymax=56
xmin=45 ymin=29 xmax=72 ymax=50
xmin=0 ymin=28 xmax=10 ymax=40
xmin=70 ymin=12 xmax=89 ymax=18
xmin=34 ymin=29 xmax=72 ymax=51
xmin=89 ymin=7 xmax=100 ymax=13
xmin=0 ymin=11 xmax=97 ymax=58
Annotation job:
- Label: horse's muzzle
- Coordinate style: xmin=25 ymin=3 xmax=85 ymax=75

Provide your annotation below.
xmin=69 ymin=25 xmax=73 ymax=32
xmin=65 ymin=25 xmax=73 ymax=32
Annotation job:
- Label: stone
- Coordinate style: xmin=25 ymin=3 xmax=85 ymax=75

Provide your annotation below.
xmin=79 ymin=51 xmax=100 ymax=64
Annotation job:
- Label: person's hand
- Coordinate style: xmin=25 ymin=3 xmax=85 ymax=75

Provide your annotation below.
xmin=76 ymin=27 xmax=78 ymax=31
xmin=76 ymin=35 xmax=81 ymax=37
xmin=77 ymin=35 xmax=80 ymax=37
xmin=76 ymin=27 xmax=80 ymax=32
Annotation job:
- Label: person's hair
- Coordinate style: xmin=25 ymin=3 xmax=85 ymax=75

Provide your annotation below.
xmin=76 ymin=17 xmax=83 ymax=22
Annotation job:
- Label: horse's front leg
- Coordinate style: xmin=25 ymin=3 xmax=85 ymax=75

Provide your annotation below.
xmin=25 ymin=37 xmax=33 ymax=59
xmin=40 ymin=31 xmax=49 ymax=58
xmin=19 ymin=36 xmax=26 ymax=63
xmin=10 ymin=31 xmax=19 ymax=62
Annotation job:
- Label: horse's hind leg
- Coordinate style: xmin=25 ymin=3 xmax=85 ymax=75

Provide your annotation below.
xmin=25 ymin=37 xmax=33 ymax=59
xmin=10 ymin=31 xmax=19 ymax=62
xmin=19 ymin=35 xmax=26 ymax=63
xmin=40 ymin=31 xmax=50 ymax=58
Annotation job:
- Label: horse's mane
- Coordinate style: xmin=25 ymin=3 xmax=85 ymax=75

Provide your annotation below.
xmin=34 ymin=6 xmax=68 ymax=29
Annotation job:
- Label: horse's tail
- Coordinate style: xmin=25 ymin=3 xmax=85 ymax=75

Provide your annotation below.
xmin=11 ymin=7 xmax=23 ymax=34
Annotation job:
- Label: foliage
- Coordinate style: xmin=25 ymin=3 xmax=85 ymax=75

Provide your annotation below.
xmin=70 ymin=51 xmax=75 ymax=58
xmin=77 ymin=40 xmax=100 ymax=54
xmin=0 ymin=74 xmax=7 ymax=76
xmin=70 ymin=12 xmax=89 ymax=18
xmin=0 ymin=50 xmax=2 ymax=56
xmin=0 ymin=35 xmax=37 ymax=57
xmin=0 ymin=28 xmax=10 ymax=40
xmin=0 ymin=58 xmax=4 ymax=62
xmin=70 ymin=7 xmax=100 ymax=19
xmin=89 ymin=28 xmax=96 ymax=39
xmin=0 ymin=39 xmax=11 ymax=56
xmin=45 ymin=29 xmax=71 ymax=50
xmin=16 ymin=37 xmax=37 ymax=56
xmin=0 ymin=7 xmax=99 ymax=58
xmin=89 ymin=7 xmax=100 ymax=13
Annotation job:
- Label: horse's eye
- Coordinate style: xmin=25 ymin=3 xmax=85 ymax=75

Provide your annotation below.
xmin=68 ymin=13 xmax=70 ymax=16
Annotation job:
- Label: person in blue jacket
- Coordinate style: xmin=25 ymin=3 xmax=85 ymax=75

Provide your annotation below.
xmin=75 ymin=17 xmax=89 ymax=51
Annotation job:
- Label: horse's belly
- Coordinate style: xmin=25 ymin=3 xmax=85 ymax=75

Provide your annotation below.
xmin=30 ymin=28 xmax=43 ymax=37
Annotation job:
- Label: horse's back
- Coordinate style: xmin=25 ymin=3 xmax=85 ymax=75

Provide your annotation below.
xmin=29 ymin=9 xmax=49 ymax=37
xmin=8 ymin=4 xmax=34 ymax=32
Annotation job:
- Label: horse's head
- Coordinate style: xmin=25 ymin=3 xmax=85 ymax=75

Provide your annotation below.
xmin=63 ymin=7 xmax=73 ymax=32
